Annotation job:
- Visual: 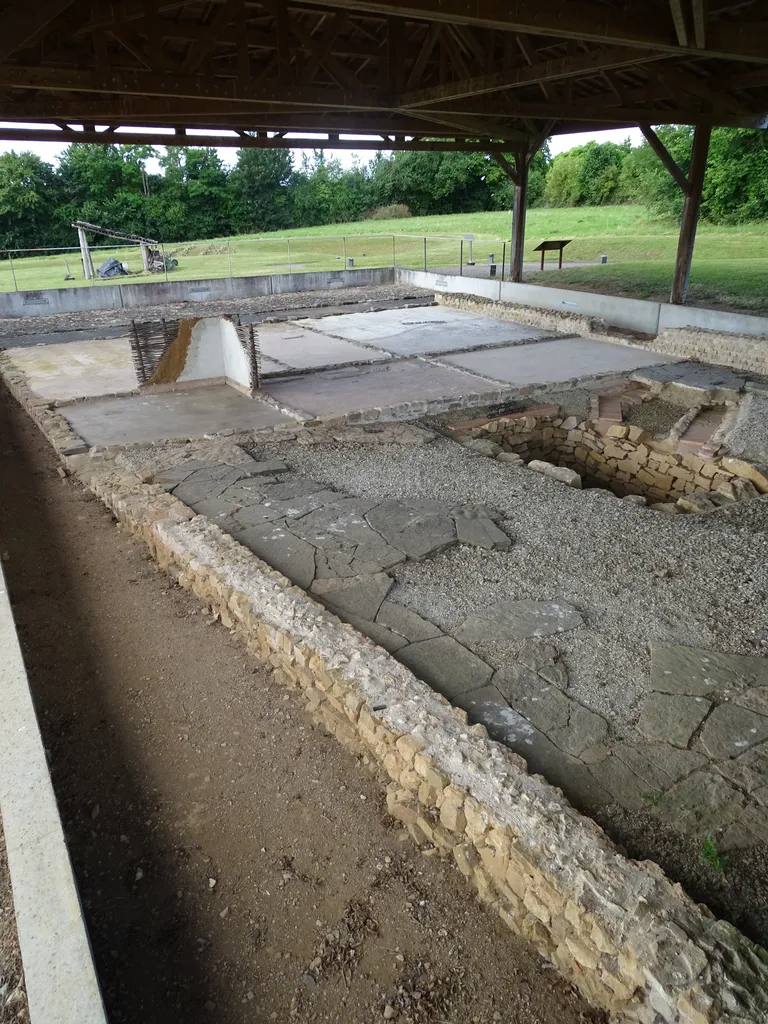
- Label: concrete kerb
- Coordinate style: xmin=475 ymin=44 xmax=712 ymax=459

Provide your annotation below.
xmin=3 ymin=361 xmax=768 ymax=1023
xmin=0 ymin=561 xmax=108 ymax=1024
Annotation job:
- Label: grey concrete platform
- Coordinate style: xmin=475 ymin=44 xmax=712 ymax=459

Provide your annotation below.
xmin=299 ymin=305 xmax=551 ymax=356
xmin=60 ymin=385 xmax=294 ymax=446
xmin=257 ymin=322 xmax=388 ymax=370
xmin=440 ymin=337 xmax=676 ymax=385
xmin=4 ymin=338 xmax=136 ymax=401
xmin=0 ymin=563 xmax=107 ymax=1024
xmin=262 ymin=359 xmax=496 ymax=418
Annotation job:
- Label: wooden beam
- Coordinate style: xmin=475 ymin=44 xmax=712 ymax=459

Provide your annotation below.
xmin=692 ymin=0 xmax=708 ymax=49
xmin=511 ymin=149 xmax=528 ymax=283
xmin=0 ymin=0 xmax=77 ymax=61
xmin=303 ymin=12 xmax=345 ymax=81
xmin=517 ymin=33 xmax=550 ymax=101
xmin=289 ymin=14 xmax=359 ymax=90
xmin=181 ymin=0 xmax=241 ymax=74
xmin=668 ymin=0 xmax=690 ymax=48
xmin=492 ymin=152 xmax=520 ymax=185
xmin=640 ymin=124 xmax=690 ymax=194
xmin=399 ymin=45 xmax=668 ymax=107
xmin=670 ymin=122 xmax=711 ymax=305
xmin=295 ymin=0 xmax=768 ymax=63
xmin=405 ymin=23 xmax=440 ymax=91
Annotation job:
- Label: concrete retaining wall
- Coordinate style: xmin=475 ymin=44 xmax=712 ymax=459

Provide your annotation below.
xmin=0 ymin=564 xmax=107 ymax=1024
xmin=0 ymin=267 xmax=396 ymax=319
xmin=4 ymin=354 xmax=768 ymax=1024
xmin=397 ymin=269 xmax=768 ymax=340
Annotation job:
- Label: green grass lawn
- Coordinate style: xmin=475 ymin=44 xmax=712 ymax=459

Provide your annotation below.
xmin=2 ymin=205 xmax=767 ymax=314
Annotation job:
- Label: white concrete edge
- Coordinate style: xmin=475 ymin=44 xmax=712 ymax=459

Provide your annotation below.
xmin=0 ymin=562 xmax=107 ymax=1024
xmin=396 ymin=268 xmax=768 ymax=339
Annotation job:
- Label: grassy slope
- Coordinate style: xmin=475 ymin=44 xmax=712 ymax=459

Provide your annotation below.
xmin=2 ymin=206 xmax=767 ymax=312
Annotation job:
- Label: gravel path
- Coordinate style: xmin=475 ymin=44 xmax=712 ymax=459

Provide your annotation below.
xmin=255 ymin=434 xmax=768 ymax=730
xmin=0 ymin=283 xmax=432 ymax=339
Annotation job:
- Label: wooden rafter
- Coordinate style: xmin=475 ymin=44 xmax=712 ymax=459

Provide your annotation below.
xmin=0 ymin=0 xmax=78 ymax=62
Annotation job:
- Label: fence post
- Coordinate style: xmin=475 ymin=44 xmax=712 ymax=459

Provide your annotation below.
xmin=501 ymin=241 xmax=506 ymax=282
xmin=161 ymin=243 xmax=169 ymax=282
xmin=8 ymin=251 xmax=18 ymax=291
xmin=392 ymin=234 xmax=396 ymax=268
xmin=343 ymin=236 xmax=347 ymax=267
xmin=459 ymin=240 xmax=463 ymax=276
xmin=423 ymin=236 xmax=427 ymax=272
xmin=227 ymin=241 xmax=233 ymax=278
xmin=287 ymin=238 xmax=292 ymax=274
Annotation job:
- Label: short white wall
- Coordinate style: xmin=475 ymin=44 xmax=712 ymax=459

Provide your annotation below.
xmin=220 ymin=320 xmax=251 ymax=389
xmin=397 ymin=268 xmax=768 ymax=339
xmin=177 ymin=319 xmax=225 ymax=382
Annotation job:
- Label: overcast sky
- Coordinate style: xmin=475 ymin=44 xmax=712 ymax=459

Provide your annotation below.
xmin=0 ymin=125 xmax=644 ymax=172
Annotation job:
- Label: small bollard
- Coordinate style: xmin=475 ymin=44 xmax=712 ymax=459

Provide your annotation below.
xmin=600 ymin=254 xmax=608 ymax=264
xmin=489 ymin=263 xmax=497 ymax=278
xmin=347 ymin=257 xmax=355 ymax=268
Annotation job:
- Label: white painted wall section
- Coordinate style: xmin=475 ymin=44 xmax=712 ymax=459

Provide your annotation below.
xmin=220 ymin=319 xmax=252 ymax=389
xmin=177 ymin=318 xmax=225 ymax=382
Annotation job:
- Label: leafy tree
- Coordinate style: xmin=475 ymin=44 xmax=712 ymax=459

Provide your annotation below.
xmin=0 ymin=151 xmax=62 ymax=251
xmin=229 ymin=147 xmax=293 ymax=232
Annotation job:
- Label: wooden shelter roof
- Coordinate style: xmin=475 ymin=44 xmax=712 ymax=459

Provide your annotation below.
xmin=0 ymin=1 xmax=766 ymax=152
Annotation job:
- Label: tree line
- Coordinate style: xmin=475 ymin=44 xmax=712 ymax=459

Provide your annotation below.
xmin=0 ymin=126 xmax=766 ymax=253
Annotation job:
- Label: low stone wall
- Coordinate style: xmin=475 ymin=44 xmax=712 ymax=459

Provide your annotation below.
xmin=452 ymin=410 xmax=768 ymax=511
xmin=4 ymin=363 xmax=768 ymax=1024
xmin=434 ymin=289 xmax=603 ymax=338
xmin=653 ymin=327 xmax=768 ymax=378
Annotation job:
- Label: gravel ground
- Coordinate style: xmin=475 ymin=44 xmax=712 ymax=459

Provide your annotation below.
xmin=0 ymin=283 xmax=432 ymax=339
xmin=254 ymin=434 xmax=768 ymax=732
xmin=725 ymin=392 xmax=768 ymax=464
xmin=625 ymin=397 xmax=690 ymax=438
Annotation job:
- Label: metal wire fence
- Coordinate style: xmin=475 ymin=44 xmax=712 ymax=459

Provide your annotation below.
xmin=0 ymin=233 xmax=508 ymax=293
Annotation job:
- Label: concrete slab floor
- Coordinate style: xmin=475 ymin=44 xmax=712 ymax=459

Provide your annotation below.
xmin=60 ymin=385 xmax=294 ymax=446
xmin=257 ymin=322 xmax=388 ymax=370
xmin=299 ymin=305 xmax=552 ymax=356
xmin=262 ymin=359 xmax=496 ymax=417
xmin=440 ymin=337 xmax=677 ymax=386
xmin=4 ymin=338 xmax=136 ymax=400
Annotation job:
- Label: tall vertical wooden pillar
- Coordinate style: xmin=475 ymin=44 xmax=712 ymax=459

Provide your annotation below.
xmin=511 ymin=151 xmax=529 ymax=283
xmin=670 ymin=124 xmax=711 ymax=305
xmin=77 ymin=226 xmax=93 ymax=280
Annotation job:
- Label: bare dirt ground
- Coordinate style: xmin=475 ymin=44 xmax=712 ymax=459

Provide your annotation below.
xmin=0 ymin=385 xmax=599 ymax=1024
xmin=0 ymin=825 xmax=24 ymax=1023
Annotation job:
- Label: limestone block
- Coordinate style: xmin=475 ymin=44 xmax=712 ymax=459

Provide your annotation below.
xmin=606 ymin=425 xmax=629 ymax=439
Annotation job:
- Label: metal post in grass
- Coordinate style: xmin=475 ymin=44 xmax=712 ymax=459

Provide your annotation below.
xmin=501 ymin=242 xmax=506 ymax=281
xmin=392 ymin=234 xmax=396 ymax=268
xmin=343 ymin=236 xmax=347 ymax=266
xmin=7 ymin=251 xmax=18 ymax=291
xmin=423 ymin=236 xmax=427 ymax=272
xmin=227 ymin=241 xmax=232 ymax=278
xmin=287 ymin=238 xmax=292 ymax=274
xmin=460 ymin=240 xmax=463 ymax=276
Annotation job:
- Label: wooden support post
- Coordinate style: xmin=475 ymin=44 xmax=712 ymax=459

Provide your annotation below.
xmin=140 ymin=241 xmax=150 ymax=272
xmin=511 ymin=152 xmax=528 ymax=284
xmin=77 ymin=226 xmax=93 ymax=279
xmin=670 ymin=124 xmax=711 ymax=305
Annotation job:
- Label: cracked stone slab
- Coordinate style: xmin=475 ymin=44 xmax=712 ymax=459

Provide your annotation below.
xmin=456 ymin=600 xmax=584 ymax=645
xmin=376 ymin=601 xmax=442 ymax=643
xmin=173 ymin=465 xmax=250 ymax=506
xmin=651 ymin=644 xmax=768 ymax=697
xmin=346 ymin=616 xmax=408 ymax=654
xmin=638 ymin=694 xmax=712 ymax=749
xmin=516 ymin=640 xmax=569 ymax=690
xmin=453 ymin=686 xmax=611 ymax=812
xmin=248 ymin=460 xmax=289 ymax=475
xmin=720 ymin=805 xmax=768 ymax=852
xmin=716 ymin=742 xmax=768 ymax=795
xmin=455 ymin=516 xmax=511 ymax=551
xmin=588 ymin=754 xmax=662 ymax=811
xmin=190 ymin=497 xmax=243 ymax=523
xmin=218 ymin=480 xmax=272 ymax=506
xmin=653 ymin=771 xmax=746 ymax=837
xmin=398 ymin=636 xmax=492 ymax=700
xmin=236 ymin=523 xmax=316 ymax=589
xmin=311 ymin=573 xmax=393 ymax=622
xmin=365 ymin=503 xmax=457 ymax=561
xmin=266 ymin=489 xmax=341 ymax=519
xmin=154 ymin=459 xmax=212 ymax=489
xmin=613 ymin=743 xmax=707 ymax=793
xmin=697 ymin=704 xmax=768 ymax=760
xmin=233 ymin=503 xmax=285 ymax=528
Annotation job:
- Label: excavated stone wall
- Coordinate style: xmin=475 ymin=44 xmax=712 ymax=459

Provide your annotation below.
xmin=454 ymin=410 xmax=768 ymax=511
xmin=4 ymin=355 xmax=768 ymax=1023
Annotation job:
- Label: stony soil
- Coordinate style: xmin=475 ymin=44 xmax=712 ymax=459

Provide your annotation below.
xmin=0 ymin=284 xmax=432 ymax=339
xmin=0 ymin=387 xmax=598 ymax=1024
